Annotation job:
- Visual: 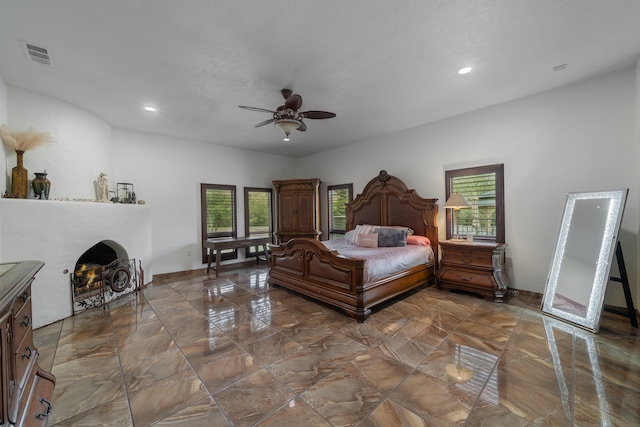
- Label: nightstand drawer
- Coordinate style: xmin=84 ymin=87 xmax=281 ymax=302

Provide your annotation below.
xmin=438 ymin=268 xmax=495 ymax=288
xmin=444 ymin=250 xmax=493 ymax=268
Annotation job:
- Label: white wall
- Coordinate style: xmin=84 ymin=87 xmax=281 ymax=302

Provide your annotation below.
xmin=297 ymin=67 xmax=639 ymax=305
xmin=7 ymin=87 xmax=113 ymax=200
xmin=636 ymin=57 xmax=640 ymax=308
xmin=0 ymin=74 xmax=7 ymax=262
xmin=111 ymin=128 xmax=296 ymax=275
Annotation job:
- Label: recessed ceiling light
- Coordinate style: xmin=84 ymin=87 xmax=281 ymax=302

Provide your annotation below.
xmin=144 ymin=106 xmax=157 ymax=112
xmin=458 ymin=67 xmax=472 ymax=75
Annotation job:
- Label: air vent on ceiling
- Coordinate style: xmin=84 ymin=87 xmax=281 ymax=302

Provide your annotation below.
xmin=21 ymin=40 xmax=55 ymax=66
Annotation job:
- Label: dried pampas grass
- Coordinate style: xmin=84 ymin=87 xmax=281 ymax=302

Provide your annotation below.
xmin=0 ymin=125 xmax=54 ymax=151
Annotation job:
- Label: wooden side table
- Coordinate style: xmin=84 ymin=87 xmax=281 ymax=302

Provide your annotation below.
xmin=436 ymin=240 xmax=510 ymax=302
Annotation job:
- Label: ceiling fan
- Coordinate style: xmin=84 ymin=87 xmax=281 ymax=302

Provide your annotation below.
xmin=239 ymin=89 xmax=336 ymax=141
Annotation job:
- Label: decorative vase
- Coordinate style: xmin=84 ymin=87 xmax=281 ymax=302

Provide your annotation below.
xmin=32 ymin=171 xmax=51 ymax=200
xmin=11 ymin=150 xmax=28 ymax=199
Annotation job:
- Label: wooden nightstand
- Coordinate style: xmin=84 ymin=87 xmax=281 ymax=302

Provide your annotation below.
xmin=436 ymin=240 xmax=510 ymax=302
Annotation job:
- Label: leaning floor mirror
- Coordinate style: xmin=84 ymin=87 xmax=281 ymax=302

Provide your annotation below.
xmin=542 ymin=189 xmax=628 ymax=332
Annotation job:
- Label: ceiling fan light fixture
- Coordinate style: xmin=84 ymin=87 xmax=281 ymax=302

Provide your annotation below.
xmin=275 ymin=118 xmax=301 ymax=140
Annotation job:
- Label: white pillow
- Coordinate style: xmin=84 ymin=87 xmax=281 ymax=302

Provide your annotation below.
xmin=344 ymin=229 xmax=356 ymax=243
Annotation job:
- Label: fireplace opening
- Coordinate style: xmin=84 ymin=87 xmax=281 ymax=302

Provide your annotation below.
xmin=77 ymin=242 xmax=119 ymax=267
xmin=72 ymin=240 xmax=138 ymax=313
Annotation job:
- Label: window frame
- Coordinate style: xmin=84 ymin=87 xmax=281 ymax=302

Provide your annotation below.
xmin=200 ymin=183 xmax=237 ymax=263
xmin=327 ymin=183 xmax=353 ymax=240
xmin=445 ymin=164 xmax=504 ymax=243
xmin=243 ymin=186 xmax=274 ymax=257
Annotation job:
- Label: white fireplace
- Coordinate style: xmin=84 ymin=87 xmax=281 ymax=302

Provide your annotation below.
xmin=0 ymin=199 xmax=152 ymax=328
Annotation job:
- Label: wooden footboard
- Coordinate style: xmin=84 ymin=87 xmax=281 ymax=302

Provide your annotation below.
xmin=268 ymin=238 xmax=434 ymax=322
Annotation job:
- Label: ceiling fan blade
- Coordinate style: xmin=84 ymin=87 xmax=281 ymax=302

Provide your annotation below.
xmin=297 ymin=121 xmax=307 ymax=132
xmin=239 ymin=105 xmax=276 ymax=114
xmin=281 ymin=89 xmax=293 ymax=100
xmin=285 ymin=94 xmax=303 ymax=111
xmin=300 ymin=110 xmax=336 ymax=119
xmin=254 ymin=118 xmax=276 ymax=128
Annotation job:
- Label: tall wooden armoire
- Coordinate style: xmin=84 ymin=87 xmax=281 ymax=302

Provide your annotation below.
xmin=273 ymin=178 xmax=322 ymax=243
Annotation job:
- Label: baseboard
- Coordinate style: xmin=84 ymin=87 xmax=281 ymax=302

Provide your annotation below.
xmin=506 ymin=287 xmax=542 ymax=299
xmin=152 ymin=259 xmax=266 ymax=282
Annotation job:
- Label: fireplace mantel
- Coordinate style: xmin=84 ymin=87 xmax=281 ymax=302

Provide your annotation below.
xmin=0 ymin=199 xmax=152 ymax=328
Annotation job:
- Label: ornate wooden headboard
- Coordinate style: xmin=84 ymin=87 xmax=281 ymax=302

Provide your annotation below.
xmin=345 ymin=170 xmax=439 ymax=260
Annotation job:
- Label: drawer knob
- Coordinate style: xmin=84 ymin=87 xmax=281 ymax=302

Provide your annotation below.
xmin=20 ymin=314 xmax=32 ymax=327
xmin=35 ymin=398 xmax=53 ymax=420
xmin=22 ymin=346 xmax=33 ymax=359
xmin=18 ymin=291 xmax=29 ymax=302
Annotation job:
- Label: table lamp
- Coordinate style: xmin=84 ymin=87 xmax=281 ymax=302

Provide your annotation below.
xmin=444 ymin=193 xmax=470 ymax=240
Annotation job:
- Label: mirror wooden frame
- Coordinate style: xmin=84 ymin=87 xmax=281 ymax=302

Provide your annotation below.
xmin=541 ymin=189 xmax=628 ymax=332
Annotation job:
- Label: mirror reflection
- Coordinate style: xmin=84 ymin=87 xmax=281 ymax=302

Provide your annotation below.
xmin=542 ymin=189 xmax=628 ymax=332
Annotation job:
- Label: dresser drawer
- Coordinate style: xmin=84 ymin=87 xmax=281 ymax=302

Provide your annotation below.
xmin=13 ymin=297 xmax=32 ymax=349
xmin=14 ymin=328 xmax=35 ymax=390
xmin=11 ymin=286 xmax=31 ymax=316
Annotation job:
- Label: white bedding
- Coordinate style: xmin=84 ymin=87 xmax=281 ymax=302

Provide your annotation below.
xmin=322 ymin=238 xmax=434 ymax=282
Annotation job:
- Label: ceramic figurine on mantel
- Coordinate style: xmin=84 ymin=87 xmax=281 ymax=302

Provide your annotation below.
xmin=0 ymin=125 xmax=54 ymax=199
xmin=32 ymin=170 xmax=51 ymax=200
xmin=97 ymin=172 xmax=110 ymax=202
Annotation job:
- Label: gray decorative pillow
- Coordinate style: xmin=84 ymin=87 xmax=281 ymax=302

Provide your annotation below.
xmin=377 ymin=228 xmax=408 ymax=247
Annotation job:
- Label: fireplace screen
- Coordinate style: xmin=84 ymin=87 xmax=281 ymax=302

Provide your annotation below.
xmin=71 ymin=258 xmax=139 ymax=314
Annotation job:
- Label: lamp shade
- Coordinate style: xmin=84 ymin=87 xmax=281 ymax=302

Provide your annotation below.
xmin=275 ymin=119 xmax=301 ymax=136
xmin=444 ymin=193 xmax=470 ymax=209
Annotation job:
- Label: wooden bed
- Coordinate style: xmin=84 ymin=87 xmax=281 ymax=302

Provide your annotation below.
xmin=268 ymin=170 xmax=439 ymax=322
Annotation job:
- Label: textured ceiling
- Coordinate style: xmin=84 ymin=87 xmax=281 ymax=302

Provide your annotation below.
xmin=1 ymin=1 xmax=639 ymax=158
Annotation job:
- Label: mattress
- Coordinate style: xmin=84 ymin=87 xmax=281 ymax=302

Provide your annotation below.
xmin=322 ymin=238 xmax=434 ymax=282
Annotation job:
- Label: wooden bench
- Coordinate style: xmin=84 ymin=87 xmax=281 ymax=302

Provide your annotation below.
xmin=205 ymin=236 xmax=271 ymax=277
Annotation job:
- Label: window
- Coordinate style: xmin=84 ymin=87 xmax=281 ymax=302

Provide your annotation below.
xmin=445 ymin=164 xmax=504 ymax=243
xmin=244 ymin=187 xmax=273 ymax=257
xmin=201 ymin=183 xmax=237 ymax=263
xmin=328 ymin=184 xmax=353 ymax=239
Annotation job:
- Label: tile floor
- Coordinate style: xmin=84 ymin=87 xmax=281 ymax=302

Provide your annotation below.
xmin=33 ymin=265 xmax=640 ymax=426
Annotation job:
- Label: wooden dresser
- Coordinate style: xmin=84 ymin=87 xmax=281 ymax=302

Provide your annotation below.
xmin=0 ymin=261 xmax=55 ymax=427
xmin=273 ymin=178 xmax=321 ymax=243
xmin=436 ymin=240 xmax=510 ymax=302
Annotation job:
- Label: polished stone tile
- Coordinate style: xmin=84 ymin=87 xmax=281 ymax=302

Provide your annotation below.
xmin=121 ymin=347 xmax=190 ymax=392
xmin=117 ymin=328 xmax=177 ymax=366
xmin=36 ymin=264 xmax=639 ymax=426
xmin=573 ymin=368 xmax=640 ymax=425
xmin=345 ymin=352 xmax=414 ymax=394
xmin=300 ymin=368 xmax=385 ymax=426
xmin=243 ymin=332 xmax=304 ymax=365
xmin=255 ymin=398 xmax=331 ymax=427
xmin=360 ymin=399 xmax=433 ymax=427
xmin=154 ymin=396 xmax=231 ymax=427
xmin=486 ymin=370 xmax=572 ymax=426
xmin=53 ymin=333 xmax=118 ymax=365
xmin=214 ymin=369 xmax=295 ymax=426
xmin=128 ymin=368 xmax=208 ymax=426
xmin=50 ymin=397 xmax=133 ymax=427
xmin=499 ymin=343 xmax=572 ymax=393
xmin=193 ymin=347 xmax=260 ymax=394
xmin=179 ymin=334 xmax=240 ymax=367
xmin=389 ymin=369 xmax=477 ymax=425
xmin=51 ymin=358 xmax=127 ymax=424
